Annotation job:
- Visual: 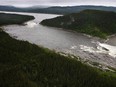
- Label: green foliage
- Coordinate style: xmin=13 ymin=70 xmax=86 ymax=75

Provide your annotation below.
xmin=40 ymin=10 xmax=116 ymax=39
xmin=0 ymin=13 xmax=116 ymax=87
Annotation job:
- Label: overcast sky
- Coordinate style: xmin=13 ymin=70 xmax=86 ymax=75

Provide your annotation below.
xmin=0 ymin=0 xmax=116 ymax=7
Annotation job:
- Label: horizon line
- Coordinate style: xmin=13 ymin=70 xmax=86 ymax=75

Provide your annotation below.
xmin=0 ymin=4 xmax=116 ymax=8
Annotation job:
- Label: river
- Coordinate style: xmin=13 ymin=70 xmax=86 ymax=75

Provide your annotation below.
xmin=1 ymin=11 xmax=116 ymax=69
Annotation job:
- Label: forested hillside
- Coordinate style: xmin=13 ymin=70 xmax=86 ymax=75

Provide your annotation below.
xmin=40 ymin=10 xmax=116 ymax=38
xmin=0 ymin=13 xmax=116 ymax=87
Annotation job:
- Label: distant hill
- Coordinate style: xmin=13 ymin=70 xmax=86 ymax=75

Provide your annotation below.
xmin=40 ymin=10 xmax=116 ymax=39
xmin=0 ymin=5 xmax=116 ymax=14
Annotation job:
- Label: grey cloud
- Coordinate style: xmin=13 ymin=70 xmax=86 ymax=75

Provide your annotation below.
xmin=0 ymin=0 xmax=116 ymax=7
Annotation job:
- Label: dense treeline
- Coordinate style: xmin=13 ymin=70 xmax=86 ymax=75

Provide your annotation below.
xmin=40 ymin=10 xmax=116 ymax=39
xmin=0 ymin=13 xmax=116 ymax=87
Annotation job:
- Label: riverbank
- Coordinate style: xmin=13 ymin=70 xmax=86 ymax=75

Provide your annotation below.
xmin=1 ymin=27 xmax=116 ymax=87
xmin=0 ymin=13 xmax=34 ymax=26
xmin=0 ymin=12 xmax=116 ymax=87
xmin=40 ymin=10 xmax=116 ymax=39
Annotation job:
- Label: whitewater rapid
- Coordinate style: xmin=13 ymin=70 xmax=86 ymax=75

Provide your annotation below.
xmin=80 ymin=42 xmax=116 ymax=58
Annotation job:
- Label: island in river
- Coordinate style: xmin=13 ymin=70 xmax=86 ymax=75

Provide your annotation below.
xmin=40 ymin=10 xmax=116 ymax=39
xmin=0 ymin=12 xmax=116 ymax=87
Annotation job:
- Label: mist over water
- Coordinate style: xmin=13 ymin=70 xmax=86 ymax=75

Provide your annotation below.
xmin=26 ymin=21 xmax=37 ymax=28
xmin=2 ymin=11 xmax=116 ymax=68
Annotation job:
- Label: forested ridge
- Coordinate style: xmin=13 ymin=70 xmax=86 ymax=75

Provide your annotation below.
xmin=0 ymin=13 xmax=116 ymax=87
xmin=41 ymin=10 xmax=116 ymax=39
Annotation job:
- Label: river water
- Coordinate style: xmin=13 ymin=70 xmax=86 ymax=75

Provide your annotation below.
xmin=1 ymin=11 xmax=116 ymax=68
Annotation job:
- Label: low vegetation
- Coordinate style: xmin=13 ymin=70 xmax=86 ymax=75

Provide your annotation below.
xmin=40 ymin=10 xmax=116 ymax=39
xmin=0 ymin=13 xmax=116 ymax=87
xmin=0 ymin=13 xmax=34 ymax=26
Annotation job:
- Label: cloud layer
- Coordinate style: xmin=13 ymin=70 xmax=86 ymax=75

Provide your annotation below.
xmin=0 ymin=0 xmax=116 ymax=7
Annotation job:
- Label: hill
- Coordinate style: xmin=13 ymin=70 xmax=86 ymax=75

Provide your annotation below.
xmin=0 ymin=13 xmax=116 ymax=87
xmin=0 ymin=5 xmax=116 ymax=14
xmin=40 ymin=10 xmax=116 ymax=38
